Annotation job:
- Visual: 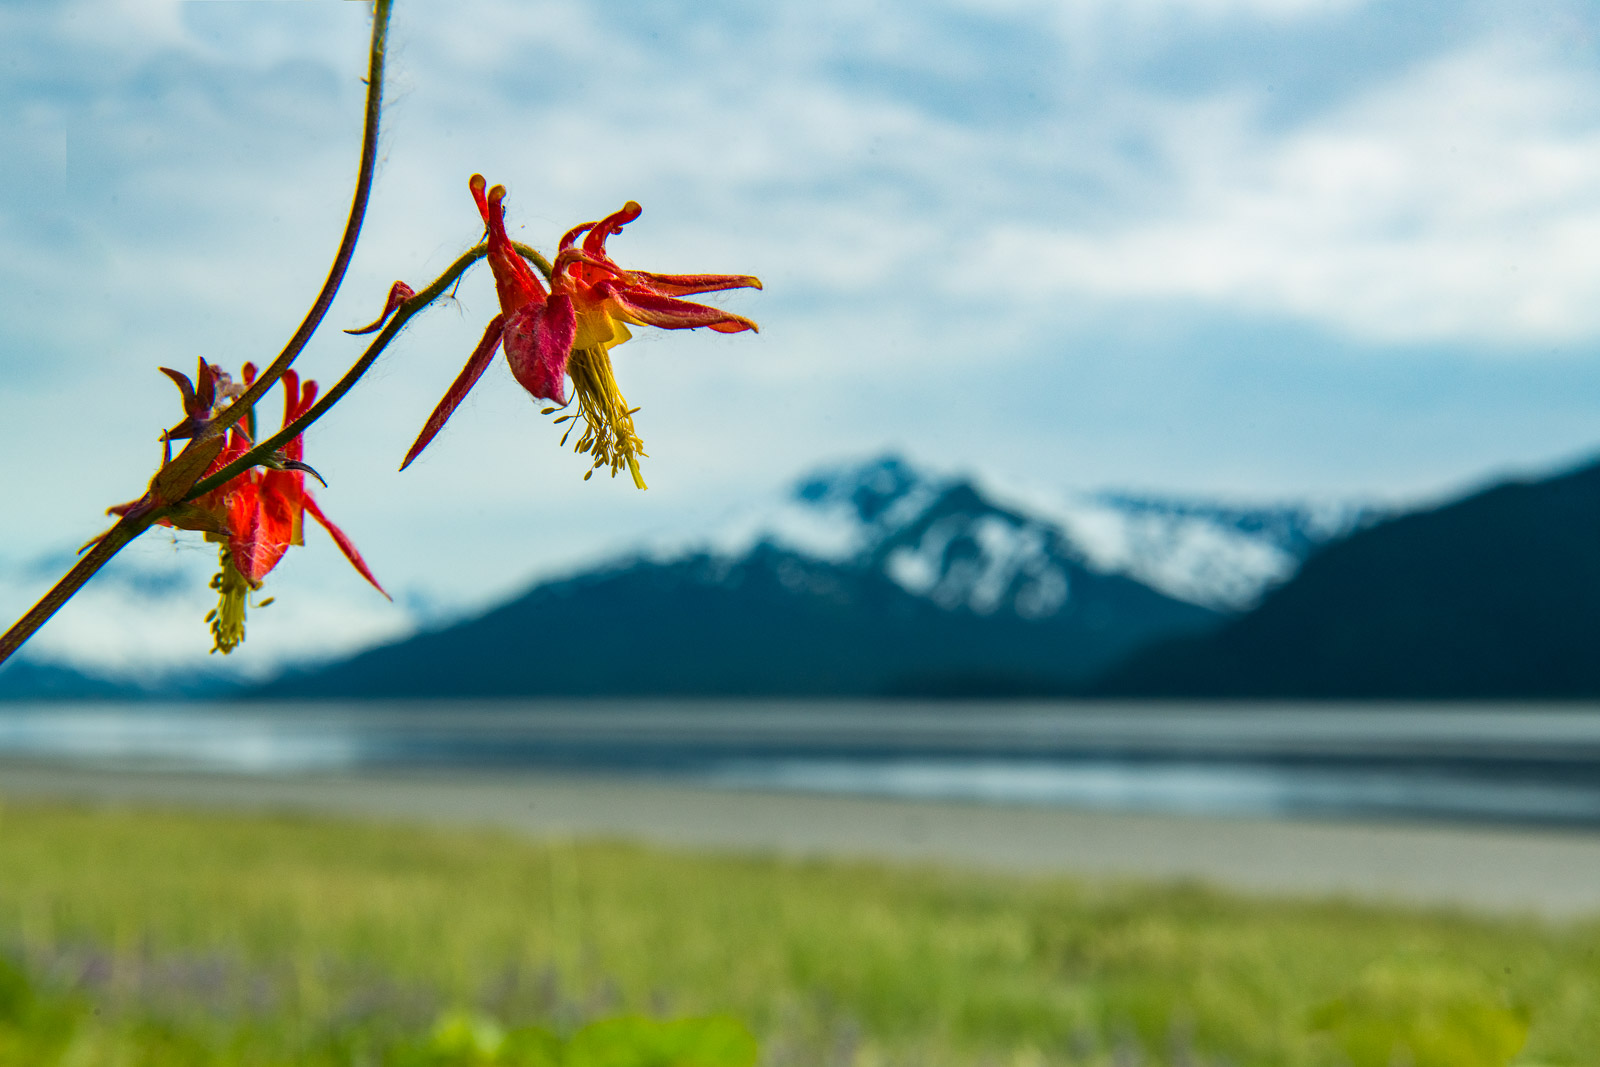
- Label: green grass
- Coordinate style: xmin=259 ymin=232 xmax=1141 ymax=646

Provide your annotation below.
xmin=0 ymin=797 xmax=1594 ymax=1066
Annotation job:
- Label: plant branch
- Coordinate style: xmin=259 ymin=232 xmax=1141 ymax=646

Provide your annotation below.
xmin=188 ymin=243 xmax=492 ymax=499
xmin=0 ymin=514 xmax=152 ymax=669
xmin=206 ymin=0 xmax=394 ymax=440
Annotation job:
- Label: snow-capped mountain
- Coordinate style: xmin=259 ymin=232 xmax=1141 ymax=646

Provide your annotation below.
xmin=673 ymin=455 xmax=1379 ymax=616
xmin=263 ymin=455 xmax=1374 ymax=698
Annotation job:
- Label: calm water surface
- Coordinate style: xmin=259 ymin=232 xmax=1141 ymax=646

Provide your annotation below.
xmin=3 ymin=701 xmax=1599 ymax=827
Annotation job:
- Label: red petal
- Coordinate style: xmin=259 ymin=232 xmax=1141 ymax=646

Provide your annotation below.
xmin=276 ymin=374 xmax=317 ymax=460
xmin=597 ymin=283 xmax=759 ymax=334
xmin=303 ymin=493 xmax=389 ymax=600
xmin=280 ymin=369 xmax=300 ymax=427
xmin=503 ymin=293 xmax=576 ymax=405
xmin=228 ymin=484 xmax=295 ymax=584
xmin=260 ymin=468 xmax=306 ymax=521
xmin=558 ymin=221 xmax=594 ymax=251
xmin=553 ymin=247 xmax=628 ymax=279
xmin=345 ymin=280 xmax=417 ymax=335
xmin=469 ymin=175 xmax=549 ymax=315
xmin=582 ymin=201 xmax=642 ymax=257
xmin=628 ymin=270 xmax=763 ymax=297
xmin=400 ymin=314 xmax=506 ymax=471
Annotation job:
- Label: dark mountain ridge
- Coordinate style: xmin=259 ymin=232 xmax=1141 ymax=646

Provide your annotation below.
xmin=1095 ymin=456 xmax=1600 ymax=698
xmin=265 ymin=459 xmax=1231 ymax=698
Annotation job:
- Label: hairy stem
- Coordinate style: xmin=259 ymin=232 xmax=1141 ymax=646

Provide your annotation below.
xmin=0 ymin=515 xmax=151 ymax=670
xmin=206 ymin=0 xmax=394 ymax=440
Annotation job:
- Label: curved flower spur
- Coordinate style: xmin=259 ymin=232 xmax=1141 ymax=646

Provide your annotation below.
xmin=357 ymin=174 xmax=761 ymax=489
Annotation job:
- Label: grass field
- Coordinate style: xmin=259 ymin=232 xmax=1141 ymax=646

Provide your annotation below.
xmin=0 ymin=798 xmax=1594 ymax=1066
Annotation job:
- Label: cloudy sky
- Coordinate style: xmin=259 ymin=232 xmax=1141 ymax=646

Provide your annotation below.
xmin=5 ymin=0 xmax=1600 ymax=679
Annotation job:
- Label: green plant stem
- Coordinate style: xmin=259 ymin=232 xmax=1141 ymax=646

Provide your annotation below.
xmin=205 ymin=0 xmax=394 ymax=440
xmin=0 ymin=515 xmax=151 ymax=669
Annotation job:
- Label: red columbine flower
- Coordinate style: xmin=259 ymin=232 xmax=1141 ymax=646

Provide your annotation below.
xmin=205 ymin=366 xmax=388 ymax=652
xmin=369 ymin=174 xmax=761 ymax=488
xmin=115 ymin=361 xmax=387 ymax=653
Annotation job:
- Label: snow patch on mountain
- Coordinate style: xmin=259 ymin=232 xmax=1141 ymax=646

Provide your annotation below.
xmin=692 ymin=456 xmax=1380 ymax=615
xmin=885 ymin=515 xmax=1069 ymax=619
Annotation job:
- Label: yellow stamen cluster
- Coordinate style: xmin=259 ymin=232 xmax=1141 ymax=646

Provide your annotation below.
xmin=547 ymin=345 xmax=649 ymax=490
xmin=205 ymin=547 xmax=268 ymax=654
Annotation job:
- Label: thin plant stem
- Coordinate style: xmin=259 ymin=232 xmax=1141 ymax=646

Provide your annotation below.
xmin=206 ymin=0 xmax=394 ymax=439
xmin=0 ymin=0 xmax=394 ymax=671
xmin=190 ymin=243 xmax=490 ymax=498
xmin=0 ymin=517 xmax=148 ymax=669
xmin=189 ymin=239 xmax=553 ymax=497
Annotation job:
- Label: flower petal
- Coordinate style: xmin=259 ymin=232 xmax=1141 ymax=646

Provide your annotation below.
xmin=280 ymin=370 xmax=300 ymax=429
xmin=469 ymin=174 xmax=549 ymax=315
xmin=193 ymin=429 xmax=255 ymax=513
xmin=581 ymin=201 xmax=642 ymax=257
xmin=628 ymin=270 xmax=763 ymax=297
xmin=596 ymin=283 xmax=759 ymax=334
xmin=558 ymin=221 xmax=594 ymax=252
xmin=259 ymin=468 xmax=306 ymax=545
xmin=504 ymin=292 xmax=577 ymax=405
xmin=552 ymin=247 xmax=629 ymax=287
xmin=400 ymin=313 xmax=506 ymax=471
xmin=303 ymin=493 xmax=389 ymax=600
xmin=278 ymin=373 xmax=317 ymax=461
xmin=227 ymin=483 xmax=296 ymax=584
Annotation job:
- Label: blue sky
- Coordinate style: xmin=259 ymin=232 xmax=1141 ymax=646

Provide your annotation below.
xmin=5 ymin=0 xmax=1600 ymax=677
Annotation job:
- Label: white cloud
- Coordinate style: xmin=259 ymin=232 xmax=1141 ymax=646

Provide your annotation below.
xmin=979 ymin=44 xmax=1600 ymax=344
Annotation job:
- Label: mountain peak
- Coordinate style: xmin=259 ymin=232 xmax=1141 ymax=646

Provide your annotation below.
xmin=726 ymin=454 xmax=1373 ymax=614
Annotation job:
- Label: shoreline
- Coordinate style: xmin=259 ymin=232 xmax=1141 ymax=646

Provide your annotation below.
xmin=5 ymin=759 xmax=1600 ymax=919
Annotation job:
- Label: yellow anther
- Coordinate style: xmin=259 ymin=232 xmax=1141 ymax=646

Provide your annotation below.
xmin=558 ymin=345 xmax=649 ymax=490
xmin=206 ymin=548 xmax=256 ymax=654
